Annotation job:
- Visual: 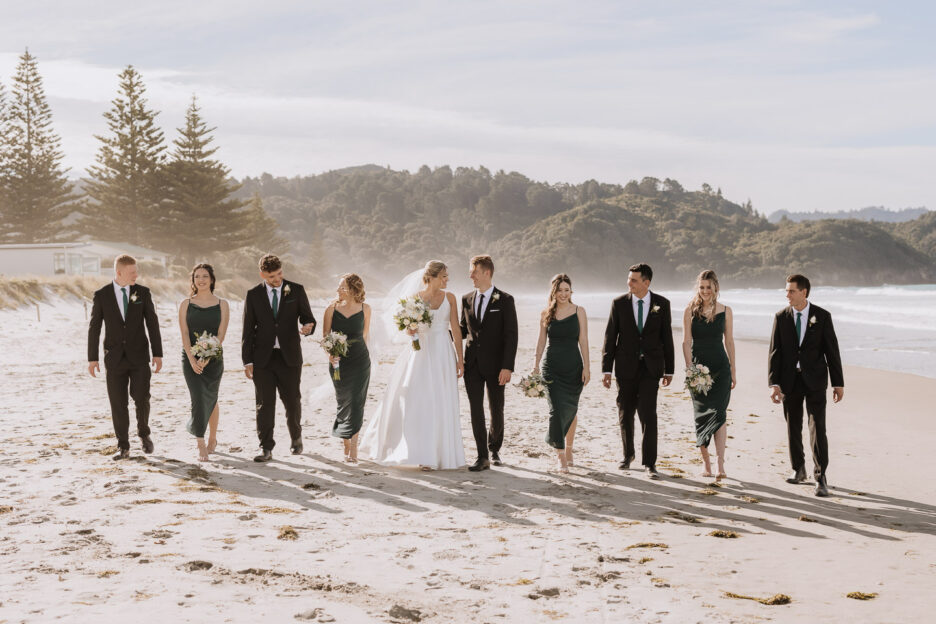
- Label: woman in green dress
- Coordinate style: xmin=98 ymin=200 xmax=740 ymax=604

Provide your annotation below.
xmin=179 ymin=264 xmax=229 ymax=462
xmin=321 ymin=273 xmax=371 ymax=463
xmin=533 ymin=274 xmax=590 ymax=473
xmin=681 ymin=270 xmax=736 ymax=479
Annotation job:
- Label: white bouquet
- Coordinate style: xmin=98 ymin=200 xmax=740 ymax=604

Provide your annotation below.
xmin=393 ymin=295 xmax=432 ymax=351
xmin=684 ymin=362 xmax=714 ymax=396
xmin=517 ymin=372 xmax=550 ymax=398
xmin=191 ymin=331 xmax=223 ymax=366
xmin=318 ymin=331 xmax=351 ymax=380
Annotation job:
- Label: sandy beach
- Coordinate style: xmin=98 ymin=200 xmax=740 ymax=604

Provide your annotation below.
xmin=1 ymin=296 xmax=934 ymax=623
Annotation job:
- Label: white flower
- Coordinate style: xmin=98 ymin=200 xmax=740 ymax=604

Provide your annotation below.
xmin=492 ymin=292 xmax=500 ymax=302
xmin=699 ymin=365 xmax=709 ymax=374
xmin=283 ymin=284 xmax=291 ymax=296
xmin=809 ymin=315 xmax=817 ymax=326
xmin=130 ymin=292 xmax=138 ymax=303
xmin=651 ymin=305 xmax=660 ymax=313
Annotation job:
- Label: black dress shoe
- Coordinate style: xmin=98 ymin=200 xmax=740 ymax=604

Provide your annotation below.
xmin=290 ymin=439 xmax=303 ymax=455
xmin=620 ymin=455 xmax=635 ymax=470
xmin=254 ymin=450 xmax=273 ymax=463
xmin=467 ymin=458 xmax=490 ymax=472
xmin=815 ymin=476 xmax=830 ymax=497
xmin=786 ymin=468 xmax=807 ymax=484
xmin=112 ymin=449 xmax=130 ymax=461
xmin=141 ymin=436 xmax=154 ymax=454
xmin=491 ymin=451 xmax=502 ymax=466
xmin=646 ymin=466 xmax=660 ymax=480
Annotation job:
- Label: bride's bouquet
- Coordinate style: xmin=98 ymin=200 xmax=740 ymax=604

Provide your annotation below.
xmin=318 ymin=331 xmax=351 ymax=380
xmin=684 ymin=362 xmax=714 ymax=396
xmin=517 ymin=372 xmax=549 ymax=398
xmin=191 ymin=331 xmax=223 ymax=366
xmin=393 ymin=295 xmax=432 ymax=351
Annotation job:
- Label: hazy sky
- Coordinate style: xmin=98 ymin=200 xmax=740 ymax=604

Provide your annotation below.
xmin=2 ymin=0 xmax=934 ymax=214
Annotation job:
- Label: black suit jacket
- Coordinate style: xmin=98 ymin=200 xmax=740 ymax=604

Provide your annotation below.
xmin=768 ymin=303 xmax=844 ymax=394
xmin=460 ymin=288 xmax=519 ymax=377
xmin=242 ymin=281 xmax=316 ymax=368
xmin=602 ymin=292 xmax=675 ymax=380
xmin=88 ymin=283 xmax=163 ymax=368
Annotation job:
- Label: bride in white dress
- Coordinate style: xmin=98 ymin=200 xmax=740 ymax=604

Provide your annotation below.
xmin=359 ymin=261 xmax=466 ymax=470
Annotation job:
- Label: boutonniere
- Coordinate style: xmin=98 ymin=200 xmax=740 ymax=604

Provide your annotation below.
xmin=809 ymin=315 xmax=816 ymax=326
xmin=283 ymin=284 xmax=291 ymax=296
xmin=130 ymin=292 xmax=138 ymax=303
xmin=492 ymin=292 xmax=500 ymax=302
xmin=651 ymin=305 xmax=660 ymax=314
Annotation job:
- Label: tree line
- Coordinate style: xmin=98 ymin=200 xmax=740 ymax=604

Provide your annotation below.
xmin=238 ymin=167 xmax=936 ymax=288
xmin=0 ymin=49 xmax=283 ymax=276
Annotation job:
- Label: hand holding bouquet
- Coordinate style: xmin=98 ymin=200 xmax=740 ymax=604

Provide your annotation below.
xmin=684 ymin=362 xmax=714 ymax=396
xmin=318 ymin=331 xmax=351 ymax=380
xmin=393 ymin=295 xmax=432 ymax=351
xmin=191 ymin=331 xmax=223 ymax=367
xmin=517 ymin=372 xmax=549 ymax=398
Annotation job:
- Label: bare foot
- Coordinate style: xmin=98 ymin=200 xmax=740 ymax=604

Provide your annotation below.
xmin=206 ymin=438 xmax=217 ymax=454
xmin=716 ymin=472 xmax=727 ymax=480
xmin=419 ymin=465 xmax=433 ymax=472
xmin=566 ymin=448 xmax=574 ymax=467
xmin=702 ymin=470 xmax=714 ymax=478
xmin=197 ymin=439 xmax=209 ymax=462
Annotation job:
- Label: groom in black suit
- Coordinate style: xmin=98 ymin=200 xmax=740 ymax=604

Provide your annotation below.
xmin=460 ymin=255 xmax=518 ymax=471
xmin=242 ymin=254 xmax=316 ymax=462
xmin=769 ymin=274 xmax=844 ymax=497
xmin=602 ymin=263 xmax=674 ymax=479
xmin=88 ymin=254 xmax=163 ymax=460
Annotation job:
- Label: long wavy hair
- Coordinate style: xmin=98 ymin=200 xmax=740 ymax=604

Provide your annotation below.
xmin=689 ymin=269 xmax=720 ymax=321
xmin=331 ymin=273 xmax=366 ymax=308
xmin=190 ymin=263 xmax=216 ymax=296
xmin=541 ymin=273 xmax=573 ymax=326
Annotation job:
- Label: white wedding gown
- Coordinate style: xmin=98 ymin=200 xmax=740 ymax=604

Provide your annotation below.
xmin=359 ymin=293 xmax=466 ymax=469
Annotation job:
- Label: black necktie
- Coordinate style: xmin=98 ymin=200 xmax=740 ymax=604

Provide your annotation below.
xmin=477 ymin=293 xmax=485 ymax=321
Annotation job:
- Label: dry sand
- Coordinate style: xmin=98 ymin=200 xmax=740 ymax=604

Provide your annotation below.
xmin=0 ymin=297 xmax=934 ymax=623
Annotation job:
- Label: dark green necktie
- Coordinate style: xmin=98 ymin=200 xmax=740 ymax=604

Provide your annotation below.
xmin=637 ymin=299 xmax=644 ymax=334
xmin=272 ymin=287 xmax=279 ymax=317
xmin=121 ymin=287 xmax=128 ymax=318
xmin=795 ymin=311 xmax=802 ymax=345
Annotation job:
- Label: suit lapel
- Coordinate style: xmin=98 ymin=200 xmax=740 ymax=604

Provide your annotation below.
xmin=110 ymin=284 xmax=127 ymax=325
xmin=623 ymin=293 xmax=638 ymax=334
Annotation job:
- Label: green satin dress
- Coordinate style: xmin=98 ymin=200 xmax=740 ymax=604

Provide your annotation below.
xmin=690 ymin=311 xmax=731 ymax=447
xmin=181 ymin=303 xmax=223 ymax=438
xmin=543 ymin=310 xmax=584 ymax=449
xmin=329 ymin=309 xmax=371 ymax=439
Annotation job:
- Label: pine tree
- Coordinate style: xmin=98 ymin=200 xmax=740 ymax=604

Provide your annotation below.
xmin=84 ymin=65 xmax=167 ymax=245
xmin=0 ymin=50 xmax=77 ymax=243
xmin=164 ymin=95 xmax=249 ymax=266
xmin=0 ymin=81 xmax=10 ymax=229
xmin=243 ymin=193 xmax=287 ymax=253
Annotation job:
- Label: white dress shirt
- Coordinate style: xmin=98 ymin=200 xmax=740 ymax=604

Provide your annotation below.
xmin=632 ymin=291 xmax=652 ymax=327
xmin=266 ymin=282 xmax=284 ymax=349
xmin=113 ymin=281 xmax=130 ymax=321
xmin=475 ymin=285 xmax=495 ymax=322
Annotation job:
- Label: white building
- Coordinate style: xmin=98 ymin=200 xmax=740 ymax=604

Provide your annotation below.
xmin=0 ymin=241 xmax=171 ymax=277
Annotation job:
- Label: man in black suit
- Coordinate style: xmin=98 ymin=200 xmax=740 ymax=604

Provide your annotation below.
xmin=88 ymin=254 xmax=163 ymax=460
xmin=460 ymin=255 xmax=518 ymax=471
xmin=769 ymin=274 xmax=844 ymax=497
xmin=242 ymin=254 xmax=316 ymax=462
xmin=602 ymin=263 xmax=674 ymax=479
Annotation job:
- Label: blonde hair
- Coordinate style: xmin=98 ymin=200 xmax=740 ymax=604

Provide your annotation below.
xmin=332 ymin=273 xmax=365 ymax=307
xmin=689 ymin=269 xmax=720 ymax=321
xmin=541 ymin=273 xmax=572 ymax=326
xmin=422 ymin=260 xmax=447 ymax=284
xmin=470 ymin=254 xmax=494 ymax=275
xmin=114 ymin=254 xmax=136 ymax=269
